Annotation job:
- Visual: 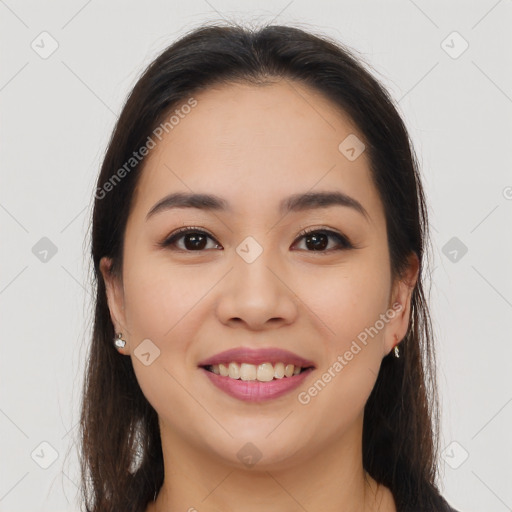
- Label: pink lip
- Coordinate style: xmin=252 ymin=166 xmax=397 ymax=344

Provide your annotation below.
xmin=201 ymin=367 xmax=314 ymax=402
xmin=197 ymin=347 xmax=315 ymax=368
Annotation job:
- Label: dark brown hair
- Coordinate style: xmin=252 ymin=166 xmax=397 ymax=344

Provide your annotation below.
xmin=81 ymin=21 xmax=452 ymax=512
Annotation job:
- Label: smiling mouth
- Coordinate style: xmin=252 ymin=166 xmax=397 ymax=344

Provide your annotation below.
xmin=201 ymin=361 xmax=314 ymax=382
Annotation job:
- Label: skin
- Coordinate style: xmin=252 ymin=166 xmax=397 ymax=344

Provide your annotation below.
xmin=100 ymin=79 xmax=419 ymax=512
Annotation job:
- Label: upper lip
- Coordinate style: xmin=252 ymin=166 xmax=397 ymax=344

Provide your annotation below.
xmin=197 ymin=347 xmax=316 ymax=368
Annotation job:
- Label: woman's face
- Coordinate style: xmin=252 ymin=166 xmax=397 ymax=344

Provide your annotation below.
xmin=101 ymin=79 xmax=417 ymax=470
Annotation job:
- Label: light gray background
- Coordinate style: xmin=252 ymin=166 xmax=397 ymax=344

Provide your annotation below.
xmin=1 ymin=1 xmax=511 ymax=511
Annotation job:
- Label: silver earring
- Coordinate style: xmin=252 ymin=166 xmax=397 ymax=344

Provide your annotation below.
xmin=395 ymin=304 xmax=415 ymax=359
xmin=114 ymin=333 xmax=126 ymax=349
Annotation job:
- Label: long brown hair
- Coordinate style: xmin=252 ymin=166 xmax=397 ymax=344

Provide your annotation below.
xmin=81 ymin=21 xmax=449 ymax=511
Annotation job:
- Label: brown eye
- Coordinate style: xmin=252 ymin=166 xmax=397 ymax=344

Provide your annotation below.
xmin=293 ymin=228 xmax=353 ymax=253
xmin=159 ymin=227 xmax=353 ymax=253
xmin=160 ymin=228 xmax=221 ymax=251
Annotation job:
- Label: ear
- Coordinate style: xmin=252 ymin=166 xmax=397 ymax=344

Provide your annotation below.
xmin=383 ymin=252 xmax=420 ymax=356
xmin=99 ymin=256 xmax=129 ymax=352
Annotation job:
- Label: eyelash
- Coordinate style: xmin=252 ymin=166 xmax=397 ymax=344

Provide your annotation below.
xmin=159 ymin=226 xmax=354 ymax=254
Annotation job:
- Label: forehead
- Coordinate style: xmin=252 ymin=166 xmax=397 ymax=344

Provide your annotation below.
xmin=131 ymin=79 xmax=383 ymax=225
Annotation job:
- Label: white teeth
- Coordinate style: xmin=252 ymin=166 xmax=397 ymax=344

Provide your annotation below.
xmin=284 ymin=364 xmax=294 ymax=377
xmin=274 ymin=362 xmax=285 ymax=379
xmin=228 ymin=362 xmax=240 ymax=379
xmin=240 ymin=363 xmax=257 ymax=381
xmin=209 ymin=361 xmax=306 ymax=381
xmin=257 ymin=363 xmax=275 ymax=382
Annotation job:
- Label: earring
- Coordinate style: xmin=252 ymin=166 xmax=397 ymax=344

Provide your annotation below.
xmin=392 ymin=333 xmax=400 ymax=358
xmin=114 ymin=333 xmax=126 ymax=349
xmin=393 ymin=304 xmax=415 ymax=359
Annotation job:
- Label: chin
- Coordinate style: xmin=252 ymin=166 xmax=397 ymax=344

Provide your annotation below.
xmin=202 ymin=433 xmax=308 ymax=472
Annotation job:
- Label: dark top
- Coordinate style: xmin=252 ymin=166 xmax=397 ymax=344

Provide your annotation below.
xmin=398 ymin=492 xmax=460 ymax=511
xmin=439 ymin=495 xmax=460 ymax=512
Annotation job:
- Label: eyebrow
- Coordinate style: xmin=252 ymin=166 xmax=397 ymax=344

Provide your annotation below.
xmin=145 ymin=190 xmax=370 ymax=221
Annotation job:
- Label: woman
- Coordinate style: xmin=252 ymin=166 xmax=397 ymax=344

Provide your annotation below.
xmin=80 ymin=22 xmax=460 ymax=512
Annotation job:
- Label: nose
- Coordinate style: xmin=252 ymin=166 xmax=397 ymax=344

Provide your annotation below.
xmin=215 ymin=247 xmax=299 ymax=331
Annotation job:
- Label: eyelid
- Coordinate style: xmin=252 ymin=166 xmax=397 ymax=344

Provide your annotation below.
xmin=294 ymin=225 xmax=354 ymax=251
xmin=170 ymin=225 xmax=216 ymax=238
xmin=159 ymin=226 xmax=220 ymax=249
xmin=159 ymin=225 xmax=355 ymax=251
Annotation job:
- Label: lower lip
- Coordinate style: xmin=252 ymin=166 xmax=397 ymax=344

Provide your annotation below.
xmin=201 ymin=367 xmax=314 ymax=402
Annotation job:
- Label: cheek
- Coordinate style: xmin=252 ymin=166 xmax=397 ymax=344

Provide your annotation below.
xmin=123 ymin=254 xmax=209 ymax=340
xmin=300 ymin=257 xmax=391 ymax=353
xmin=297 ymin=266 xmax=389 ymax=426
xmin=121 ymin=260 xmax=216 ymax=403
xmin=122 ymin=257 xmax=212 ymax=411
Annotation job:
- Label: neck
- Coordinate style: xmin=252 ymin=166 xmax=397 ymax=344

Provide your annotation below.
xmin=148 ymin=413 xmax=394 ymax=512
